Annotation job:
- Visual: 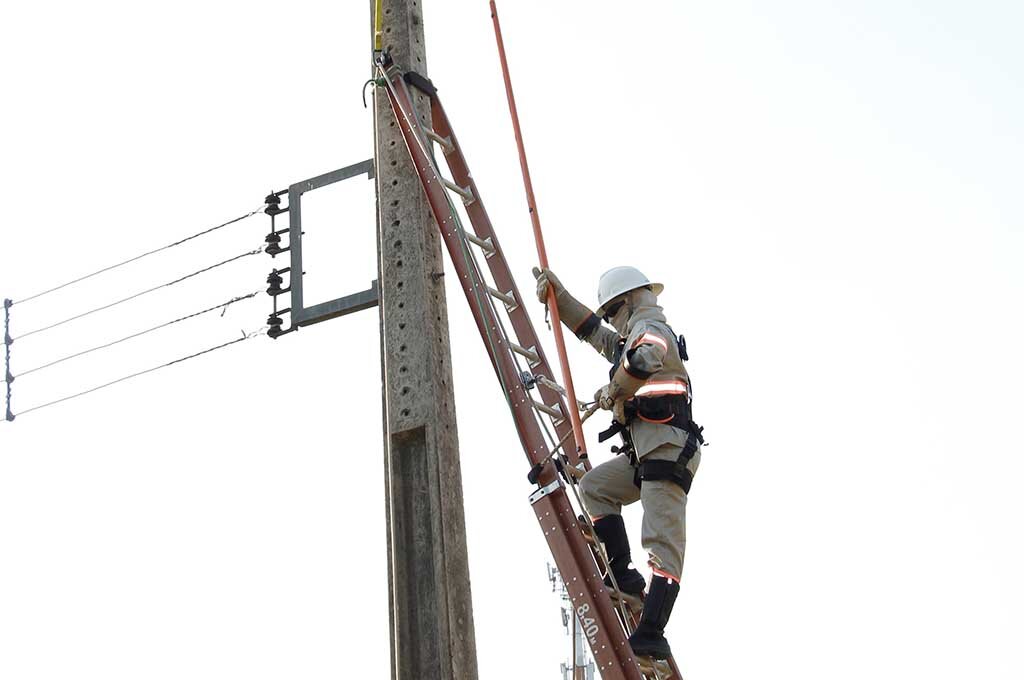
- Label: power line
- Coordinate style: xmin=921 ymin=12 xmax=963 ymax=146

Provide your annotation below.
xmin=11 ymin=327 xmax=267 ymax=419
xmin=14 ymin=247 xmax=263 ymax=342
xmin=9 ymin=291 xmax=261 ymax=381
xmin=12 ymin=206 xmax=265 ymax=306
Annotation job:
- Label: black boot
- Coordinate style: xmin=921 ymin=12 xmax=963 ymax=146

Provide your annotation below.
xmin=592 ymin=515 xmax=646 ymax=596
xmin=628 ymin=574 xmax=679 ymax=659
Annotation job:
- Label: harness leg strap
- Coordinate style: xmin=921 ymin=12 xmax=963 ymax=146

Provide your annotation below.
xmin=635 ymin=435 xmax=699 ymax=493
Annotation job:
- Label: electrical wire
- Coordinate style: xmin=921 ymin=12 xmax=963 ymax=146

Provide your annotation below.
xmin=11 ymin=290 xmax=261 ymax=380
xmin=12 ymin=206 xmax=265 ymax=306
xmin=12 ymin=327 xmax=267 ymax=419
xmin=14 ymin=247 xmax=263 ymax=342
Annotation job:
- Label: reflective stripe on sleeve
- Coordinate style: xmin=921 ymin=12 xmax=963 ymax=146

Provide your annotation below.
xmin=631 ymin=332 xmax=668 ymax=352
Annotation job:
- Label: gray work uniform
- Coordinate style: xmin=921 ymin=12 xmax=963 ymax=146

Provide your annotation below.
xmin=578 ymin=299 xmax=699 ymax=581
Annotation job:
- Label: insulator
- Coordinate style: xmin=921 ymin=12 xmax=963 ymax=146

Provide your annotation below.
xmin=266 ymin=271 xmax=285 ymax=295
xmin=264 ymin=232 xmax=287 ymax=257
xmin=264 ymin=193 xmax=282 ymax=216
xmin=267 ymin=312 xmax=285 ymax=339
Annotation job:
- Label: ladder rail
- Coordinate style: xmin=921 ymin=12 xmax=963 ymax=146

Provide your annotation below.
xmin=427 ymin=94 xmax=587 ymax=468
xmin=394 ymin=67 xmax=584 ymax=467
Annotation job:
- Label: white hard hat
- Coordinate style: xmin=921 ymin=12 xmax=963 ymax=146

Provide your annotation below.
xmin=596 ymin=266 xmax=663 ymax=316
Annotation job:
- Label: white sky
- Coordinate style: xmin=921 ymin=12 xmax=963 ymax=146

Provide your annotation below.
xmin=1 ymin=1 xmax=1022 ymax=679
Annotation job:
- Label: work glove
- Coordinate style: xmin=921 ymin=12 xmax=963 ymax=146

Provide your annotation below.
xmin=595 ymin=384 xmax=627 ymax=424
xmin=532 ymin=267 xmax=596 ymax=338
xmin=532 ymin=267 xmax=565 ymax=304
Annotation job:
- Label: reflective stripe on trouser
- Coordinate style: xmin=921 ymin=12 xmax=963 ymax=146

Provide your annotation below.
xmin=579 ymin=443 xmax=700 ymax=581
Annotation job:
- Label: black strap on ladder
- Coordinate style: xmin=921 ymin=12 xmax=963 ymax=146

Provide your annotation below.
xmin=375 ymin=56 xmax=680 ymax=680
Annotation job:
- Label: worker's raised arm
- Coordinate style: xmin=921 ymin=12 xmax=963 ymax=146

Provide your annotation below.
xmin=533 ymin=267 xmax=618 ymax=362
xmin=621 ymin=322 xmax=670 ymax=378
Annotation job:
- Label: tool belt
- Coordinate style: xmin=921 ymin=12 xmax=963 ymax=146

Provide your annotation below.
xmin=597 ymin=398 xmax=704 ymax=494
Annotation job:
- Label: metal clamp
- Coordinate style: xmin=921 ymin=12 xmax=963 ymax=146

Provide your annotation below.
xmin=528 ymin=477 xmax=563 ymax=505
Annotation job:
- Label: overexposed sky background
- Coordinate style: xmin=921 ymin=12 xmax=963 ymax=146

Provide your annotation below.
xmin=2 ymin=1 xmax=1022 ymax=679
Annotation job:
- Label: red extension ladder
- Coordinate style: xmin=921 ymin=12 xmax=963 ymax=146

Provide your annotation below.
xmin=376 ymin=56 xmax=682 ymax=680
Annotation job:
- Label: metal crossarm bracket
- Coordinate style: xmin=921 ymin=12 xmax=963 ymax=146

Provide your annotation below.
xmin=269 ymin=159 xmax=379 ymax=337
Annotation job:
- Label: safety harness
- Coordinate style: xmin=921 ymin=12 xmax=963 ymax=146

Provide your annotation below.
xmin=598 ymin=334 xmax=704 ymax=494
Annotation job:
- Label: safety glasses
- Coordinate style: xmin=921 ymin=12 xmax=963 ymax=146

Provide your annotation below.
xmin=602 ymin=300 xmax=625 ymax=323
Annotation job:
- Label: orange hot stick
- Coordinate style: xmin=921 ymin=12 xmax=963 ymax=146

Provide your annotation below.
xmin=490 ymin=1 xmax=588 ymax=458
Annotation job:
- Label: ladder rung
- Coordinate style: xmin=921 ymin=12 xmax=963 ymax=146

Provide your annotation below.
xmin=636 ymin=656 xmax=673 ymax=679
xmin=424 ymin=127 xmax=454 ymax=154
xmin=441 ymin=177 xmax=475 ymax=204
xmin=487 ymin=286 xmax=518 ymax=312
xmin=510 ymin=342 xmax=540 ymax=366
xmin=532 ymin=400 xmax=563 ymax=423
xmin=609 ymin=589 xmax=644 ymax=613
xmin=464 ymin=232 xmax=495 ymax=257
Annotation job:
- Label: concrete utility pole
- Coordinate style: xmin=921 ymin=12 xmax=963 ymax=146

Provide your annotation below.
xmin=371 ymin=2 xmax=479 ymax=679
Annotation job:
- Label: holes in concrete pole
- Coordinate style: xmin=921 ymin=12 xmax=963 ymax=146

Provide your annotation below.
xmin=391 ymin=179 xmax=398 ymax=187
xmin=401 ymin=408 xmax=410 ymax=417
xmin=391 ymin=200 xmax=399 ymax=207
xmin=400 ymin=344 xmax=407 ymax=352
xmin=396 ymin=259 xmax=403 ymax=267
xmin=401 ymin=387 xmax=410 ymax=396
xmin=398 ymin=302 xmax=405 ymax=309
xmin=390 ymin=160 xmax=397 ymax=166
xmin=397 ymin=281 xmax=404 ymax=289
xmin=398 ymin=322 xmax=406 ymax=330
xmin=399 ymin=366 xmax=408 ymax=374
xmin=389 ymin=140 xmax=396 ymax=147
xmin=392 ymin=219 xmax=400 ymax=228
xmin=394 ymin=239 xmax=402 ymax=248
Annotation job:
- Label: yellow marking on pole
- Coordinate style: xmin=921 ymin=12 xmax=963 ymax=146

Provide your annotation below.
xmin=374 ymin=0 xmax=384 ymax=52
